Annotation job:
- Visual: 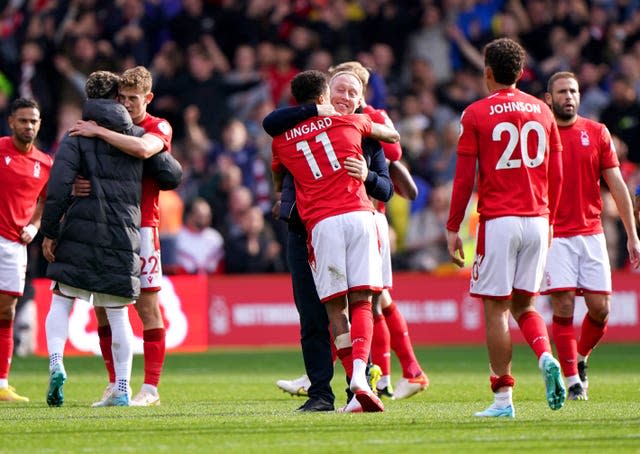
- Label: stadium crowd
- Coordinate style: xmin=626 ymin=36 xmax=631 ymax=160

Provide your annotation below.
xmin=1 ymin=0 xmax=639 ymax=279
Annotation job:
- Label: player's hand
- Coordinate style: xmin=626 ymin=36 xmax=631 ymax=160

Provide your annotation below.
xmin=271 ymin=199 xmax=281 ymax=220
xmin=69 ymin=120 xmax=100 ymax=137
xmin=71 ymin=176 xmax=91 ymax=197
xmin=627 ymin=237 xmax=640 ymax=269
xmin=344 ymin=155 xmax=368 ymax=182
xmin=42 ymin=237 xmax=56 ymax=263
xmin=316 ymin=104 xmax=338 ymax=116
xmin=447 ymin=230 xmax=465 ymax=268
xmin=20 ymin=224 xmax=38 ymax=244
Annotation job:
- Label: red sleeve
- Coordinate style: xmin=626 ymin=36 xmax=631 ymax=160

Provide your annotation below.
xmin=600 ymin=125 xmax=619 ymax=169
xmin=271 ymin=143 xmax=283 ymax=172
xmin=364 ymin=106 xmax=402 ymax=161
xmin=547 ymin=145 xmax=563 ymax=225
xmin=446 ymin=154 xmax=476 ymax=232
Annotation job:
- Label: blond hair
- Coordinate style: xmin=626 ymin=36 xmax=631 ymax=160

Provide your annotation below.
xmin=120 ymin=66 xmax=153 ymax=94
xmin=329 ymin=61 xmax=370 ymax=87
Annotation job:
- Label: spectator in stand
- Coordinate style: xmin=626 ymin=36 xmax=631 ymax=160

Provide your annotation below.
xmin=224 ymin=205 xmax=283 ymax=274
xmin=264 ymin=41 xmax=299 ymax=108
xmin=158 ymin=188 xmax=184 ymax=274
xmin=224 ymin=44 xmax=271 ymax=123
xmin=599 ymin=74 xmax=640 ymax=166
xmin=176 ymin=197 xmax=224 ymax=275
xmin=222 ymin=185 xmax=254 ymax=241
xmin=405 ymin=3 xmax=452 ymax=85
xmin=168 ymin=0 xmax=216 ymax=50
xmin=403 ymin=182 xmax=452 ymax=272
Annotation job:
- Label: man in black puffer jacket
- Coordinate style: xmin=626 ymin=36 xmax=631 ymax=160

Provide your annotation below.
xmin=40 ymin=71 xmax=144 ymax=408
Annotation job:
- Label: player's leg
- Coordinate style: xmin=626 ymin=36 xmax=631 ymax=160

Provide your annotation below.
xmin=0 ymin=239 xmax=29 ymax=402
xmin=93 ymin=297 xmax=134 ymax=407
xmin=542 ymin=236 xmax=584 ymax=397
xmin=131 ymin=226 xmax=165 ymax=406
xmin=575 ymin=233 xmax=613 ymax=396
xmin=91 ymin=305 xmax=116 ymax=406
xmin=474 ymin=297 xmax=516 ymax=417
xmin=380 ymin=290 xmax=429 ymax=400
xmin=370 ymin=293 xmax=392 ymax=396
xmin=284 ymin=227 xmax=334 ymax=410
xmin=578 ymin=292 xmax=610 ymax=394
xmin=45 ymin=290 xmax=75 ymax=406
xmin=512 ymin=217 xmax=565 ymax=410
xmin=550 ymin=291 xmax=586 ymax=399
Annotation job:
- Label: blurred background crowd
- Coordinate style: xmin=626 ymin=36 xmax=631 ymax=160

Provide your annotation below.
xmin=2 ymin=0 xmax=639 ymax=281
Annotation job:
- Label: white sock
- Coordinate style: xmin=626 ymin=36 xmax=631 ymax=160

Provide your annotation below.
xmin=538 ymin=351 xmax=553 ymax=369
xmin=566 ymin=374 xmax=581 ymax=387
xmin=350 ymin=358 xmax=369 ymax=392
xmin=494 ymin=388 xmax=513 ymax=409
xmin=0 ymin=379 xmax=8 ymax=388
xmin=45 ymin=294 xmax=74 ymax=370
xmin=577 ymin=354 xmax=587 ymax=363
xmin=105 ymin=306 xmax=133 ymax=394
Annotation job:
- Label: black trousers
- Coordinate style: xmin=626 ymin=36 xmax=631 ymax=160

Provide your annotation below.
xmin=287 ymin=226 xmax=335 ymax=404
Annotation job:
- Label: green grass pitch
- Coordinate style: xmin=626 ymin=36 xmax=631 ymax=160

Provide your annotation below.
xmin=1 ymin=344 xmax=639 ymax=453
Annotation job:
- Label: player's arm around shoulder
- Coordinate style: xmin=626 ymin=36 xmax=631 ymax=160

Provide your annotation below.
xmin=369 ymin=120 xmax=400 ymax=144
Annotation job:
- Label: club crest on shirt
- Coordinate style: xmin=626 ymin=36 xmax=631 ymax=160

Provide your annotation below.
xmin=4 ymin=156 xmax=10 ymax=165
xmin=580 ymin=130 xmax=590 ymax=146
xmin=33 ymin=161 xmax=41 ymax=178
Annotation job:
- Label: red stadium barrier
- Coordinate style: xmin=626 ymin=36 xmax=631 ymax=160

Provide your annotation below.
xmin=31 ymin=271 xmax=640 ymax=355
xmin=32 ymin=274 xmax=209 ymax=356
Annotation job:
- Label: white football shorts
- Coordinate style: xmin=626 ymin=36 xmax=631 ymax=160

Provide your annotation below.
xmin=0 ymin=235 xmax=27 ymax=296
xmin=309 ymin=210 xmax=383 ymax=302
xmin=140 ymin=226 xmax=162 ymax=291
xmin=541 ymin=233 xmax=611 ymax=295
xmin=470 ymin=216 xmax=549 ymax=299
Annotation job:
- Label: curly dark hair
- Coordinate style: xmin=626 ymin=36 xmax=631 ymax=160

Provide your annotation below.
xmin=484 ymin=38 xmax=527 ymax=86
xmin=85 ymin=71 xmax=120 ymax=99
xmin=291 ymin=70 xmax=328 ymax=104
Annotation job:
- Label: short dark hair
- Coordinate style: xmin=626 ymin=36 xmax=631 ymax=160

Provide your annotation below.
xmin=484 ymin=38 xmax=526 ymax=85
xmin=547 ymin=71 xmax=577 ymax=93
xmin=291 ymin=70 xmax=328 ymax=104
xmin=85 ymin=71 xmax=120 ymax=99
xmin=10 ymin=98 xmax=40 ymax=114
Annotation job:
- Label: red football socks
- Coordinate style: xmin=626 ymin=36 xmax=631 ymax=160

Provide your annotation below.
xmin=336 ymin=346 xmax=353 ymax=378
xmin=577 ymin=314 xmax=607 ymax=358
xmin=349 ymin=300 xmax=373 ymax=364
xmin=383 ymin=302 xmax=422 ymax=378
xmin=371 ymin=313 xmax=391 ymax=376
xmin=517 ymin=310 xmax=552 ymax=359
xmin=0 ymin=319 xmax=13 ymax=380
xmin=552 ymin=315 xmax=578 ymax=377
xmin=143 ymin=328 xmax=166 ymax=387
xmin=97 ymin=325 xmax=116 ymax=383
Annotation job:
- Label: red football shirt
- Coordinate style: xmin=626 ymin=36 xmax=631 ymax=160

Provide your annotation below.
xmin=0 ymin=136 xmax=52 ymax=241
xmin=138 ymin=113 xmax=173 ymax=227
xmin=271 ymin=114 xmax=375 ymax=230
xmin=450 ymin=88 xmax=562 ymax=226
xmin=554 ymin=117 xmax=618 ymax=237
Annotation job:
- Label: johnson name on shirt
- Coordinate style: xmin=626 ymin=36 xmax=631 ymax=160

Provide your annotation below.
xmin=284 ymin=118 xmax=334 ymax=141
xmin=489 ymin=102 xmax=542 ymax=116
